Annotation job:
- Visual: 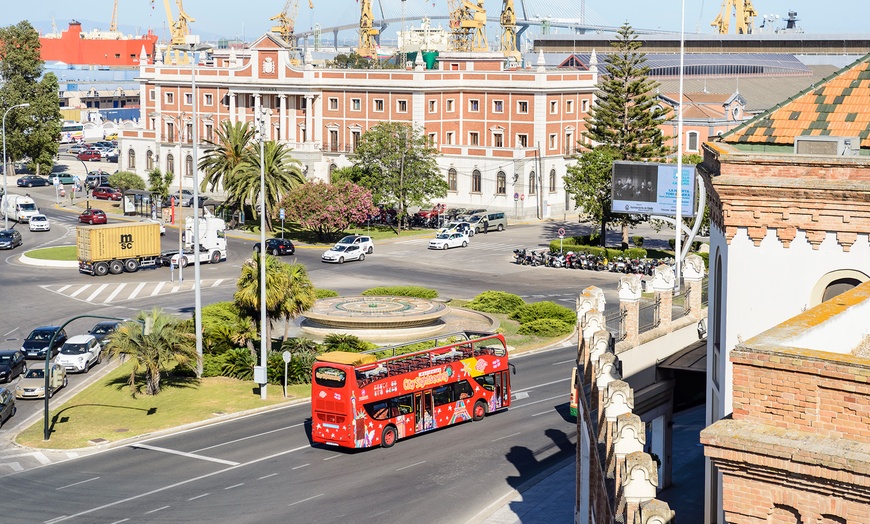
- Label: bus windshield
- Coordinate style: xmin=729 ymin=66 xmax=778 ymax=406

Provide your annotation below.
xmin=311 ymin=331 xmax=512 ymax=450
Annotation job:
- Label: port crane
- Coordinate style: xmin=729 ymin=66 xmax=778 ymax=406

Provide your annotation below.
xmin=357 ymin=0 xmax=380 ymax=58
xmin=448 ymin=0 xmax=488 ymax=52
xmin=271 ymin=0 xmax=300 ymax=42
xmin=163 ymin=0 xmax=195 ymax=63
xmin=711 ymin=0 xmax=757 ymax=34
xmin=500 ymin=0 xmax=520 ymax=61
xmin=110 ymin=0 xmax=119 ymax=32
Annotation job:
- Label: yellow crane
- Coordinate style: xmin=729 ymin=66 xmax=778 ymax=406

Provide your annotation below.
xmin=500 ymin=0 xmax=520 ymax=61
xmin=357 ymin=0 xmax=379 ymax=58
xmin=711 ymin=0 xmax=757 ymax=34
xmin=109 ymin=0 xmax=119 ymax=32
xmin=271 ymin=0 xmax=300 ymax=42
xmin=163 ymin=0 xmax=195 ymax=63
xmin=448 ymin=0 xmax=488 ymax=52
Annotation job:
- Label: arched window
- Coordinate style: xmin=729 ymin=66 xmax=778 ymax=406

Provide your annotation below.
xmin=185 ymin=155 xmax=193 ymax=178
xmin=166 ymin=153 xmax=175 ymax=175
xmin=328 ymin=163 xmax=337 ymax=183
xmin=145 ymin=150 xmax=153 ymax=170
xmin=472 ymin=169 xmax=482 ymax=193
xmin=496 ymin=171 xmax=506 ymax=194
xmin=529 ymin=171 xmax=537 ymax=195
xmin=128 ymin=149 xmax=136 ymax=170
xmin=809 ymin=269 xmax=869 ymax=306
xmin=549 ymin=168 xmax=556 ymax=192
xmin=448 ymin=168 xmax=457 ymax=191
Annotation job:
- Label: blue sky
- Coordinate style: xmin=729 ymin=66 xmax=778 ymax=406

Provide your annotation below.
xmin=3 ymin=1 xmax=868 ymax=42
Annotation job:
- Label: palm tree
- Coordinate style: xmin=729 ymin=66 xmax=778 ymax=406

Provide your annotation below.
xmin=198 ymin=121 xmax=255 ymax=202
xmin=233 ymin=253 xmax=290 ymax=356
xmin=226 ymin=140 xmax=305 ymax=230
xmin=279 ymin=262 xmax=317 ymax=340
xmin=106 ymin=308 xmax=198 ymax=396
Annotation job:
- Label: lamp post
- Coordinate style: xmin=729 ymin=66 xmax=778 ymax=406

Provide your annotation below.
xmin=257 ymin=108 xmax=268 ymax=399
xmin=173 ymin=39 xmax=211 ymax=377
xmin=675 ymin=0 xmax=686 ymax=292
xmin=3 ymin=102 xmax=30 ymax=229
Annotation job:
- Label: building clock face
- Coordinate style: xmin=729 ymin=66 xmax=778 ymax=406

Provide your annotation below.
xmin=263 ymin=57 xmax=275 ymax=74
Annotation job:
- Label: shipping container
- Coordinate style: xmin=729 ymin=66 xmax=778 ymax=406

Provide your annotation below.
xmin=77 ymin=222 xmax=162 ymax=276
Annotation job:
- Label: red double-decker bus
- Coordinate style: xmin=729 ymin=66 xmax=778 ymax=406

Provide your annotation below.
xmin=311 ymin=331 xmax=512 ymax=449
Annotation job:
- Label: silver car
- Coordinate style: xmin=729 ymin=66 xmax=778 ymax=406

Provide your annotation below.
xmin=321 ymin=244 xmax=365 ymax=264
xmin=29 ymin=214 xmax=51 ymax=232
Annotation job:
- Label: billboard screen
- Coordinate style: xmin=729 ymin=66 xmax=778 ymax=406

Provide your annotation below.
xmin=611 ymin=161 xmax=696 ymax=217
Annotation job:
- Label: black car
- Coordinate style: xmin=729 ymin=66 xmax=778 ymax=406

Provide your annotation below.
xmin=21 ymin=326 xmax=68 ymax=360
xmin=16 ymin=175 xmax=51 ymax=188
xmin=253 ymin=238 xmax=295 ymax=256
xmin=0 ymin=229 xmax=23 ymax=250
xmin=88 ymin=321 xmax=123 ymax=345
xmin=0 ymin=350 xmax=27 ymax=383
xmin=0 ymin=387 xmax=15 ymax=428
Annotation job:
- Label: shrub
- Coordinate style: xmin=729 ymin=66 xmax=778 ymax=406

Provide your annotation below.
xmin=509 ymin=301 xmax=576 ymax=325
xmin=361 ymin=286 xmax=438 ymax=299
xmin=202 ymin=353 xmax=228 ymax=377
xmin=548 ymin=241 xmax=646 ymax=260
xmin=692 ymin=241 xmax=702 ymax=252
xmin=466 ymin=291 xmax=525 ymax=314
xmin=220 ymin=348 xmax=255 ymax=380
xmin=321 ymin=333 xmax=376 ymax=353
xmin=668 ymin=238 xmax=676 ymax=250
xmin=632 ymin=236 xmax=644 ymax=247
xmin=571 ymin=234 xmax=601 ymax=246
xmin=315 ymin=288 xmax=339 ymax=299
xmin=517 ymin=318 xmax=574 ymax=337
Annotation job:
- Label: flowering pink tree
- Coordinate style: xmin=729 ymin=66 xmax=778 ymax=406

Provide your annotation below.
xmin=279 ymin=180 xmax=376 ymax=241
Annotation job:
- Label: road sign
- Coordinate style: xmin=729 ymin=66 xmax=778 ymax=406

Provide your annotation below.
xmin=513 ymin=192 xmax=519 ymax=201
xmin=558 ymin=227 xmax=565 ymax=238
xmin=520 ymin=194 xmax=525 ymax=201
xmin=282 ymin=350 xmax=292 ymax=363
xmin=279 ymin=208 xmax=285 ymax=220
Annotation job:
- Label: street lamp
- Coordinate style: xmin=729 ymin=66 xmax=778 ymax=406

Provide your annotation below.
xmin=3 ymin=102 xmax=30 ymax=229
xmin=257 ymin=108 xmax=268 ymax=400
xmin=172 ymin=38 xmax=212 ymax=378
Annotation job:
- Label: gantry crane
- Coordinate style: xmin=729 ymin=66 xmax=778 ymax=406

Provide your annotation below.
xmin=271 ymin=0 xmax=299 ymax=42
xmin=711 ymin=0 xmax=757 ymax=34
xmin=110 ymin=0 xmax=119 ymax=32
xmin=500 ymin=0 xmax=520 ymax=61
xmin=448 ymin=0 xmax=488 ymax=52
xmin=357 ymin=0 xmax=380 ymax=58
xmin=163 ymin=0 xmax=195 ymax=63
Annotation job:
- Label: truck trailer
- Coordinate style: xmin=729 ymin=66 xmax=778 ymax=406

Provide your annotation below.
xmin=77 ymin=222 xmax=162 ymax=276
xmin=1 ymin=194 xmax=39 ymax=223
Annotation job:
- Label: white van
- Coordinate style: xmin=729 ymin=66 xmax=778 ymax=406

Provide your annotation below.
xmin=470 ymin=212 xmax=507 ymax=233
xmin=1 ymin=194 xmax=39 ymax=223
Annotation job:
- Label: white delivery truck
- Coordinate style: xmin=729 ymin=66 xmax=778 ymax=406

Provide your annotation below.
xmin=161 ymin=213 xmax=228 ymax=268
xmin=1 ymin=194 xmax=39 ymax=223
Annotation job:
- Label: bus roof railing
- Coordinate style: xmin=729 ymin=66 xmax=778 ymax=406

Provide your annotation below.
xmin=363 ymin=330 xmax=501 ymax=359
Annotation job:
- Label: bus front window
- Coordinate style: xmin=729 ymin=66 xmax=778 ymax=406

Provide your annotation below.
xmin=314 ymin=366 xmax=346 ymax=388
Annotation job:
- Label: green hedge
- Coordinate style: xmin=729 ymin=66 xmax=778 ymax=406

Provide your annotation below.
xmin=509 ymin=301 xmax=576 ymax=326
xmin=517 ymin=318 xmax=574 ymax=337
xmin=466 ymin=291 xmax=525 ymax=313
xmin=548 ymin=241 xmax=647 ymax=259
xmin=361 ymin=286 xmax=439 ymax=299
xmin=315 ymin=288 xmax=339 ymax=299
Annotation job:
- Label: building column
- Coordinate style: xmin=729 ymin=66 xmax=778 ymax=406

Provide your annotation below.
xmin=279 ymin=95 xmax=287 ymax=142
xmin=304 ymin=94 xmax=314 ymax=145
xmin=619 ymin=275 xmax=642 ymax=347
xmin=229 ymin=93 xmax=237 ymax=124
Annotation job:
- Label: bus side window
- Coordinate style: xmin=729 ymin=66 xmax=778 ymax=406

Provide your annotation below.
xmin=475 ymin=374 xmax=496 ymax=391
xmin=455 ymin=380 xmax=474 ymax=399
xmin=393 ymin=393 xmax=414 ymax=415
xmin=432 ymin=385 xmax=454 ymax=406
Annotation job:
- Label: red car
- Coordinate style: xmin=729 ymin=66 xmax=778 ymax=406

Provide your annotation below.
xmin=79 ymin=209 xmax=108 ymax=225
xmin=77 ymin=149 xmax=102 ymax=161
xmin=92 ymin=186 xmax=123 ymax=201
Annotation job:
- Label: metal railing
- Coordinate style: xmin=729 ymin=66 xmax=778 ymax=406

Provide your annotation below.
xmin=606 ymin=308 xmax=626 ymax=342
xmin=638 ymin=296 xmax=660 ymax=334
xmin=674 ymin=287 xmax=691 ymax=319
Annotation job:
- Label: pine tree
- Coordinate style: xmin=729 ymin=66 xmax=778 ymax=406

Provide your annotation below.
xmin=575 ymin=23 xmax=671 ymax=247
xmin=0 ymin=21 xmax=62 ymax=176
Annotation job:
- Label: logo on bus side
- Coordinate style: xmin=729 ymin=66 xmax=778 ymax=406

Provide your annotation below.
xmin=403 ymin=367 xmax=450 ymax=390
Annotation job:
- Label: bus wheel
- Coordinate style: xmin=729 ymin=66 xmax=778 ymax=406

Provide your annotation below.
xmin=473 ymin=400 xmax=487 ymax=421
xmin=381 ymin=426 xmax=398 ymax=448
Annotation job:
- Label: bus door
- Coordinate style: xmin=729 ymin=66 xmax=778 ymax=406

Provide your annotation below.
xmin=415 ymin=390 xmax=434 ymax=432
xmin=494 ymin=371 xmax=510 ymax=408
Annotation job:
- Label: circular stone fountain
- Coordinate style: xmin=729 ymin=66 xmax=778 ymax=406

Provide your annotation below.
xmin=299 ymin=296 xmax=495 ymax=343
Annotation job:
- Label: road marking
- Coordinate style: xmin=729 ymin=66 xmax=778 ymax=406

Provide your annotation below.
xmin=532 ymin=410 xmax=555 ymax=417
xmin=211 ymin=279 xmax=224 ymax=287
xmin=33 ymin=452 xmax=51 ymax=464
xmin=0 ymin=461 xmax=23 ymax=471
xmin=85 ymin=283 xmax=109 ymax=303
xmin=69 ymin=285 xmax=91 ymax=298
xmin=108 ymin=519 xmax=129 ymax=524
xmin=3 ymin=327 xmax=18 ymax=337
xmin=258 ymin=473 xmax=278 ymax=480
xmin=103 ymin=283 xmax=127 ymax=303
xmin=395 ymin=461 xmax=426 ymax=472
xmin=292 ymin=464 xmax=309 ymax=470
xmin=513 ymin=392 xmax=529 ymax=400
xmin=127 ymin=282 xmax=147 ymax=300
xmin=513 ymin=393 xmax=565 ymax=408
xmin=144 ymin=506 xmax=170 ymax=514
xmin=512 ymin=377 xmax=571 ymax=393
xmin=56 ymin=477 xmax=100 ymax=490
xmin=131 ymin=444 xmax=239 ymax=466
xmin=56 ymin=285 xmax=71 ymax=293
xmin=323 ymin=454 xmax=341 ymax=461
xmin=187 ymin=493 xmax=209 ymax=501
xmin=171 ymin=285 xmax=181 ymax=293
xmin=45 ymin=516 xmax=69 ymax=524
xmin=491 ymin=432 xmax=522 ymax=443
xmin=150 ymin=281 xmax=166 ymax=297
xmin=552 ymin=359 xmax=576 ymax=365
xmin=288 ymin=494 xmax=324 ymax=507
xmin=193 ymin=422 xmax=305 ymax=453
xmin=224 ymin=483 xmax=244 ymax=490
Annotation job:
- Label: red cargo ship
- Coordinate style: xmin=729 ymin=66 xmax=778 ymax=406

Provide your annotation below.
xmin=40 ymin=20 xmax=158 ymax=67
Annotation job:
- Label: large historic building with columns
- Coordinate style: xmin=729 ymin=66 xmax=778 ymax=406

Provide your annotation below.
xmin=118 ymin=33 xmax=599 ymax=219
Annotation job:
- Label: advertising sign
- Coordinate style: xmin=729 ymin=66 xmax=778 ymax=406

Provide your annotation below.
xmin=611 ymin=161 xmax=696 ymax=217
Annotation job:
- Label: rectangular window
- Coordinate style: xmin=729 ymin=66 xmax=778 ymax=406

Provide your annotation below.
xmin=469 ymin=132 xmax=479 ymax=146
xmin=374 ymin=99 xmax=384 ymax=112
xmin=688 ymin=131 xmax=699 ymax=151
xmin=566 ymin=100 xmax=574 ymax=114
xmin=517 ymin=134 xmax=528 ymax=148
xmin=184 ymin=93 xmax=192 ymax=105
xmin=517 ymin=101 xmax=528 ymax=113
xmin=550 ymin=100 xmax=558 ymax=114
xmin=446 ymin=132 xmax=454 ymax=145
xmin=428 ymin=100 xmax=437 ymax=113
xmin=352 ymin=130 xmax=361 ymax=151
xmin=549 ymin=134 xmax=557 ymax=150
xmin=329 ymin=98 xmax=339 ymax=110
xmin=428 ymin=133 xmax=437 ymax=146
xmin=165 ymin=92 xmax=174 ymax=104
xmin=493 ymin=100 xmax=504 ymax=113
xmin=166 ymin=122 xmax=175 ymax=142
xmin=149 ymin=89 xmax=156 ymax=101
xmin=351 ymin=98 xmax=361 ymax=111
xmin=469 ymin=99 xmax=480 ymax=112
xmin=446 ymin=99 xmax=455 ymax=112
xmin=493 ymin=133 xmax=503 ymax=148
xmin=204 ymin=93 xmax=213 ymax=106
xmin=581 ymin=99 xmax=589 ymax=113
xmin=205 ymin=123 xmax=213 ymax=141
xmin=397 ymin=100 xmax=408 ymax=113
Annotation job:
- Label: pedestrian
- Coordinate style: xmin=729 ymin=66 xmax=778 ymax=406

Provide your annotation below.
xmin=169 ymin=259 xmax=175 ymax=283
xmin=482 ymin=216 xmax=489 ymax=235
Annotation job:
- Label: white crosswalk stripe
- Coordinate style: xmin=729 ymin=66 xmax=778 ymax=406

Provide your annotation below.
xmin=40 ymin=278 xmax=231 ymax=305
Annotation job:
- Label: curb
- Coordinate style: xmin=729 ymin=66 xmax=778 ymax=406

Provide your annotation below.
xmin=18 ymin=251 xmax=78 ymax=268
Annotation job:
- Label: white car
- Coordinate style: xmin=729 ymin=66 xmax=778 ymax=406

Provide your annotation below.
xmin=322 ymin=244 xmax=366 ymax=264
xmin=28 ymin=214 xmax=51 ymax=232
xmin=334 ymin=235 xmax=374 ymax=254
xmin=437 ymin=221 xmax=474 ymax=237
xmin=56 ymin=335 xmax=102 ymax=373
xmin=429 ymin=232 xmax=469 ymax=250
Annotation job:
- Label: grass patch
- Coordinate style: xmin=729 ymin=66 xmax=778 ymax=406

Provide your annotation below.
xmin=449 ymin=300 xmax=572 ymax=352
xmin=16 ymin=361 xmax=306 ymax=449
xmin=25 ymin=245 xmax=77 ymax=261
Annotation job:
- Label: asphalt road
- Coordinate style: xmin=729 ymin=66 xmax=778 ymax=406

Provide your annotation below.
xmin=2 ymin=344 xmax=577 ymax=524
